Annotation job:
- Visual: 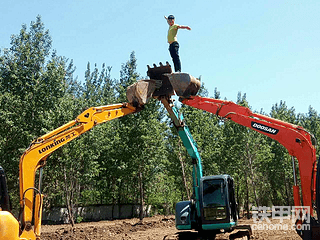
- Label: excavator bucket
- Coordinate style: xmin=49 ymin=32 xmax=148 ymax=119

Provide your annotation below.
xmin=165 ymin=72 xmax=201 ymax=98
xmin=147 ymin=62 xmax=174 ymax=97
xmin=126 ymin=62 xmax=201 ymax=106
xmin=146 ymin=62 xmax=201 ymax=98
xmin=126 ymin=79 xmax=157 ymax=107
xmin=126 ymin=62 xmax=173 ymax=107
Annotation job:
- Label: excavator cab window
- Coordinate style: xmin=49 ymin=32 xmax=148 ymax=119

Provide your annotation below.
xmin=202 ymin=179 xmax=227 ymax=221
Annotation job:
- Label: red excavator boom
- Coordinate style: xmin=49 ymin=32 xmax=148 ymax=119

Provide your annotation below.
xmin=181 ymin=96 xmax=317 ymax=215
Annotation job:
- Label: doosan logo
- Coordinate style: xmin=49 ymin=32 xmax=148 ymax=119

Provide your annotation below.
xmin=251 ymin=122 xmax=279 ymax=135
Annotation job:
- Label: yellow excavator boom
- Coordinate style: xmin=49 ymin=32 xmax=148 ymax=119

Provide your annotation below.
xmin=0 ymin=102 xmax=137 ymax=240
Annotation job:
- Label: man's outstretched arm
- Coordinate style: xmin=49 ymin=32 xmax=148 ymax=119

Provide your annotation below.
xmin=178 ymin=25 xmax=191 ymax=30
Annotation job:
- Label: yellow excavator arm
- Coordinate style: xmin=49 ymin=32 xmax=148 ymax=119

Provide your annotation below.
xmin=0 ymin=102 xmax=137 ymax=240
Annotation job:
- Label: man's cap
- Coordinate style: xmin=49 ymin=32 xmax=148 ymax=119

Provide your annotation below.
xmin=168 ymin=15 xmax=175 ymax=20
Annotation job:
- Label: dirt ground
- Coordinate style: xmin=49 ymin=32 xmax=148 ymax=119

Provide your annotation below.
xmin=41 ymin=215 xmax=302 ymax=240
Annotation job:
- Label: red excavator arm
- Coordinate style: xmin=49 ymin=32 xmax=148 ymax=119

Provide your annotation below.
xmin=181 ymin=96 xmax=317 ymax=215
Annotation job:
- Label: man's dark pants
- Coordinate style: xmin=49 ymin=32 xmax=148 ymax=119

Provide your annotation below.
xmin=169 ymin=41 xmax=181 ymax=72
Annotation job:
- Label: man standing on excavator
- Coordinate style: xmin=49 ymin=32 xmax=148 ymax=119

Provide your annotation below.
xmin=165 ymin=15 xmax=191 ymax=72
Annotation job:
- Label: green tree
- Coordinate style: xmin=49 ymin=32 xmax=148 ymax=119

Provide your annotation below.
xmin=44 ymin=62 xmax=117 ymax=224
xmin=114 ymin=52 xmax=169 ymax=219
xmin=266 ymin=101 xmax=297 ymax=206
xmin=298 ymin=106 xmax=320 ymax=150
xmin=0 ymin=16 xmax=73 ymax=210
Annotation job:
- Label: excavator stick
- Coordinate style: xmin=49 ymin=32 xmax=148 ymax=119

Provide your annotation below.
xmin=126 ymin=63 xmax=201 ymax=106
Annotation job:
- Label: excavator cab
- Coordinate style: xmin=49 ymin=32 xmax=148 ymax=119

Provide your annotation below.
xmin=199 ymin=175 xmax=238 ymax=230
xmin=176 ymin=175 xmax=238 ymax=233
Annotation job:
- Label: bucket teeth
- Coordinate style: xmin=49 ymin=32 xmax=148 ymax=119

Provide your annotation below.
xmin=147 ymin=62 xmax=173 ymax=97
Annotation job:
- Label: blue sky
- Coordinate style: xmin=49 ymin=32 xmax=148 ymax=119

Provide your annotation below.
xmin=1 ymin=0 xmax=319 ymax=114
